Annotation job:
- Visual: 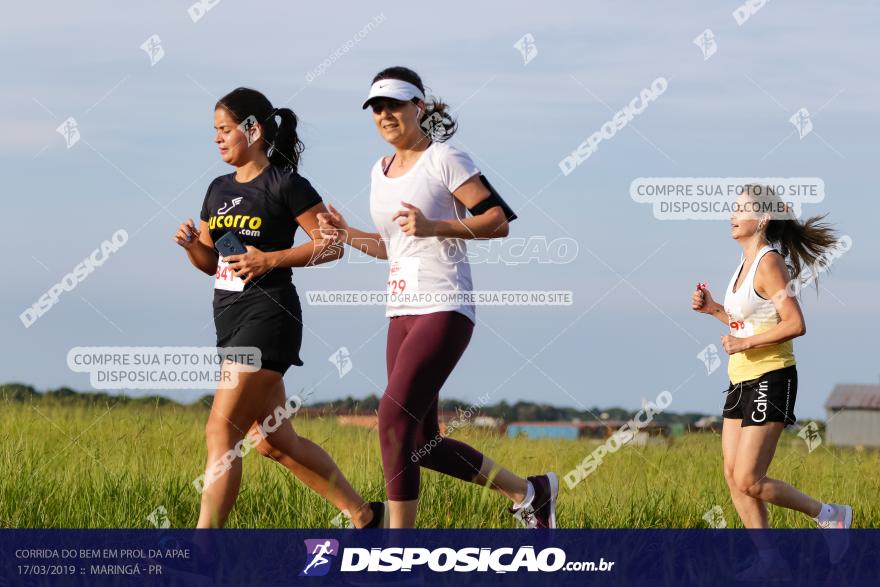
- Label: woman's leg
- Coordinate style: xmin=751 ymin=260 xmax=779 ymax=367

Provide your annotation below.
xmin=417 ymin=394 xmax=527 ymax=503
xmin=379 ymin=313 xmax=530 ymax=528
xmin=732 ymin=422 xmax=822 ymax=527
xmin=249 ymin=377 xmax=375 ymax=528
xmin=379 ymin=313 xmax=479 ymax=526
xmin=722 ymin=417 xmax=767 ymax=528
xmin=196 ymin=363 xmax=279 ymax=528
xmin=466 ymin=458 xmax=528 ymax=504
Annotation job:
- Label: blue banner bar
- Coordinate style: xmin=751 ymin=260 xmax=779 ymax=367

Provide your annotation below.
xmin=2 ymin=529 xmax=877 ymax=586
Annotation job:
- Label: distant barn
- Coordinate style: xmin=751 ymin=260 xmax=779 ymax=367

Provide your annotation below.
xmin=825 ymin=384 xmax=880 ymax=447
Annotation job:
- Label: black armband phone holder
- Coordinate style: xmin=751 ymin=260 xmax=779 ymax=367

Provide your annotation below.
xmin=468 ymin=175 xmax=518 ymax=222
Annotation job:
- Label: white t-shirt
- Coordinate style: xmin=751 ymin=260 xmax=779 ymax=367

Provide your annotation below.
xmin=369 ymin=142 xmax=480 ymax=323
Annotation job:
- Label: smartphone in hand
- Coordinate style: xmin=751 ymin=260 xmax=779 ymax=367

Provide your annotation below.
xmin=214 ymin=231 xmax=247 ymax=257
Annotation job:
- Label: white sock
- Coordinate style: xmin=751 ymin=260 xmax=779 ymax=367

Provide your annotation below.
xmin=815 ymin=503 xmax=835 ymax=524
xmin=514 ymin=481 xmax=535 ymax=510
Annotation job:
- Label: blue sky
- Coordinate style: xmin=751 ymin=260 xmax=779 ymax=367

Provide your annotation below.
xmin=3 ymin=1 xmax=878 ymax=419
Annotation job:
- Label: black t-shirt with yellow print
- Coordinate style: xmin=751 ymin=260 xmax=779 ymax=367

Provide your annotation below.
xmin=200 ymin=165 xmax=322 ymax=308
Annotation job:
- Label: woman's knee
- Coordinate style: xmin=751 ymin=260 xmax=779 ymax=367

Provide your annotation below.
xmin=378 ymin=395 xmax=419 ymax=435
xmin=251 ymin=434 xmax=278 ymax=459
xmin=204 ymin=417 xmax=246 ymax=451
xmin=732 ymin=469 xmax=764 ymax=498
xmin=723 ymin=464 xmax=737 ymax=489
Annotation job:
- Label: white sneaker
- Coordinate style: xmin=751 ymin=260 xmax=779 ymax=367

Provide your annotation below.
xmin=817 ymin=503 xmax=852 ymax=529
xmin=817 ymin=503 xmax=852 ymax=564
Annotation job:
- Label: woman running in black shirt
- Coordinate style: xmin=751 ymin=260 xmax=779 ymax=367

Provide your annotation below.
xmin=173 ymin=87 xmax=382 ymax=528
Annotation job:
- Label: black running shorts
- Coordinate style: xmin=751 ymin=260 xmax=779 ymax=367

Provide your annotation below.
xmin=213 ymin=285 xmax=304 ymax=376
xmin=723 ymin=365 xmax=797 ymax=427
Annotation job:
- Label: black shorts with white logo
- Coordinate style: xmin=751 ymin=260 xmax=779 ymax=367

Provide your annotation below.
xmin=723 ymin=365 xmax=797 ymax=427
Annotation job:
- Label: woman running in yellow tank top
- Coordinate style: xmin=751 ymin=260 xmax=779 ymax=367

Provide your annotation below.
xmin=691 ymin=185 xmax=851 ymax=574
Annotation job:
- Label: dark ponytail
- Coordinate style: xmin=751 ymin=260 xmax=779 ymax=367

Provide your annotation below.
xmin=371 ymin=66 xmax=458 ymax=142
xmin=268 ymin=107 xmax=304 ymax=169
xmin=744 ymin=184 xmax=839 ymax=286
xmin=215 ymin=88 xmax=305 ymax=172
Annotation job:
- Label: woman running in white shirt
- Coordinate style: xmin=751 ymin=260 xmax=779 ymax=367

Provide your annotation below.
xmin=318 ymin=66 xmax=558 ymax=529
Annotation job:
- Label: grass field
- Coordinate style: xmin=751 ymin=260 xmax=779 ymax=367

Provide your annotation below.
xmin=2 ymin=398 xmax=878 ymax=529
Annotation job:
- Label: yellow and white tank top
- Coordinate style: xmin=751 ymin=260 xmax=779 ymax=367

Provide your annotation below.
xmin=723 ymin=245 xmax=796 ymax=384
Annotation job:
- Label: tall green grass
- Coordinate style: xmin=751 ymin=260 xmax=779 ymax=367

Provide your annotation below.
xmin=2 ymin=399 xmax=877 ymax=528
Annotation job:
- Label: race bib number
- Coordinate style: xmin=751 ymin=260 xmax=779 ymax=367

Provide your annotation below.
xmin=725 ymin=308 xmax=754 ymax=337
xmin=387 ymin=257 xmax=420 ymax=302
xmin=215 ymin=257 xmax=244 ymax=292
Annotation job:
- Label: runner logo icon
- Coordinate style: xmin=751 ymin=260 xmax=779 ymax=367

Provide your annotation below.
xmin=300 ymin=539 xmax=339 ymax=577
xmin=218 ymin=197 xmax=243 ymax=215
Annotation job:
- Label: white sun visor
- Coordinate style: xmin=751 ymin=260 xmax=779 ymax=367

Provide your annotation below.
xmin=361 ymin=79 xmax=426 ymax=109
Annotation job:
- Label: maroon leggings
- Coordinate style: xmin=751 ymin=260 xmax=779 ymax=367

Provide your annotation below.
xmin=378 ymin=311 xmax=485 ymax=501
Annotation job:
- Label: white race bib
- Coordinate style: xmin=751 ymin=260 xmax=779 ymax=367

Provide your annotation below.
xmin=215 ymin=257 xmax=244 ymax=292
xmin=725 ymin=307 xmax=755 ymax=337
xmin=388 ymin=257 xmax=420 ymax=303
